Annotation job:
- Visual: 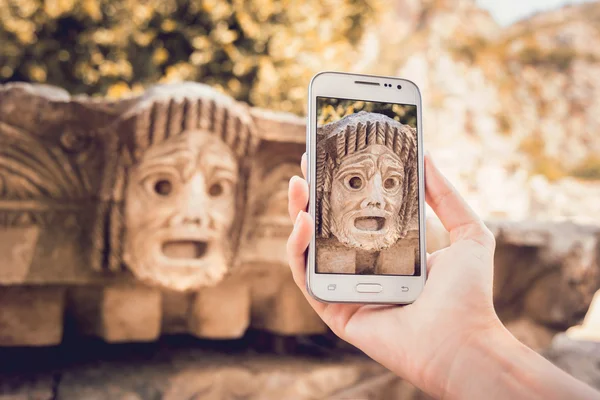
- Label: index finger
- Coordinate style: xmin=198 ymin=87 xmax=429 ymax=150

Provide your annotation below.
xmin=424 ymin=154 xmax=493 ymax=249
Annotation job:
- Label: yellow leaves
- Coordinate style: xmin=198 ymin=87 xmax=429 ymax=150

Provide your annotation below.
xmin=28 ymin=65 xmax=47 ymax=82
xmin=92 ymin=29 xmax=117 ymax=45
xmin=202 ymin=0 xmax=232 ymax=20
xmin=133 ymin=4 xmax=154 ymax=25
xmin=133 ymin=31 xmax=156 ymax=47
xmin=190 ymin=51 xmax=212 ymax=65
xmin=192 ymin=36 xmax=211 ymax=50
xmin=44 ymin=0 xmax=76 ymax=18
xmin=161 ymin=63 xmax=196 ymax=83
xmin=106 ymin=82 xmax=132 ymax=98
xmin=152 ymin=48 xmax=169 ymax=65
xmin=161 ymin=19 xmax=177 ymax=32
xmin=14 ymin=0 xmax=39 ymax=18
xmin=0 ymin=66 xmax=14 ymax=79
xmin=2 ymin=17 xmax=36 ymax=44
xmin=82 ymin=0 xmax=102 ymax=21
xmin=211 ymin=22 xmax=238 ymax=45
xmin=1 ymin=0 xmax=379 ymax=115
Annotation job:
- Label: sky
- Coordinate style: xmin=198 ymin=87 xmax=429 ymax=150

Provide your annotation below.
xmin=476 ymin=0 xmax=597 ymax=26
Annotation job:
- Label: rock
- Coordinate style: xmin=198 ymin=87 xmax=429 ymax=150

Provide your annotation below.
xmin=0 ymin=341 xmax=400 ymax=400
xmin=67 ymin=284 xmax=162 ymax=343
xmin=188 ymin=278 xmax=251 ymax=339
xmin=491 ymin=221 xmax=600 ymax=342
xmin=99 ymin=284 xmax=162 ymax=343
xmin=0 ymin=375 xmax=55 ymax=400
xmin=545 ymin=334 xmax=600 ymax=391
xmin=567 ymin=290 xmax=600 ymax=342
xmin=506 ymin=318 xmax=555 ymax=351
xmin=1 ymin=81 xmax=600 ymax=346
xmin=0 ymin=287 xmax=66 ymax=346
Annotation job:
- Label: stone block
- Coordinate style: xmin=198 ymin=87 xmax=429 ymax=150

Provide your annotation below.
xmin=376 ymin=242 xmax=416 ymax=275
xmin=188 ymin=278 xmax=251 ymax=339
xmin=316 ymin=244 xmax=355 ymax=274
xmin=161 ymin=291 xmax=193 ymax=334
xmin=0 ymin=227 xmax=40 ymax=284
xmin=100 ymin=284 xmax=162 ymax=343
xmin=0 ymin=287 xmax=65 ymax=346
xmin=257 ymin=278 xmax=326 ymax=336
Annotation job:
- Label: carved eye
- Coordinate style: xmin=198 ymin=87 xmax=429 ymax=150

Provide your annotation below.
xmin=348 ymin=176 xmax=363 ymax=190
xmin=154 ymin=179 xmax=173 ymax=196
xmin=209 ymin=182 xmax=223 ymax=197
xmin=384 ymin=177 xmax=400 ymax=190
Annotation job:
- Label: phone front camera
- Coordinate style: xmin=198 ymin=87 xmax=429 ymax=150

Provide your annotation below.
xmin=397 ymin=85 xmax=402 ymax=90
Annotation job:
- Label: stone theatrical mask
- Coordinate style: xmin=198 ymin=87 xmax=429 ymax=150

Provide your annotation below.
xmin=95 ymin=83 xmax=257 ymax=291
xmin=124 ymin=132 xmax=238 ymax=290
xmin=316 ymin=112 xmax=418 ymax=251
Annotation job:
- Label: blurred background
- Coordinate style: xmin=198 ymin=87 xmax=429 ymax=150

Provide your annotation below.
xmin=316 ymin=98 xmax=417 ymax=126
xmin=2 ymin=0 xmax=599 ymax=223
xmin=1 ymin=0 xmax=600 ymax=398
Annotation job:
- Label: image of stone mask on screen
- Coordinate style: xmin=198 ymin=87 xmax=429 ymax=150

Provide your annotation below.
xmin=330 ymin=144 xmax=404 ymax=252
xmin=124 ymin=130 xmax=238 ymax=291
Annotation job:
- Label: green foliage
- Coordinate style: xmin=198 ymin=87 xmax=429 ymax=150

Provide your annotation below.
xmin=0 ymin=0 xmax=379 ymax=114
xmin=317 ymin=98 xmax=417 ymax=128
xmin=517 ymin=46 xmax=577 ymax=72
xmin=570 ymin=156 xmax=600 ymax=181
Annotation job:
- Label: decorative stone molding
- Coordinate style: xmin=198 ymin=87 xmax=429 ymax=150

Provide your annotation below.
xmin=0 ymin=83 xmax=598 ymax=347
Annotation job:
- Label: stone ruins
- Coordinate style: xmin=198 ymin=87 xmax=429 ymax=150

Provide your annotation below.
xmin=0 ymin=82 xmax=599 ymax=351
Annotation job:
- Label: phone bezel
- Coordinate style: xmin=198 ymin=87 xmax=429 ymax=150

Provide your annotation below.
xmin=306 ymin=71 xmax=427 ymax=304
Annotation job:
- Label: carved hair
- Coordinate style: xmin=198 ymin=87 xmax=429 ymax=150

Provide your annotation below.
xmin=92 ymin=83 xmax=259 ymax=271
xmin=316 ymin=111 xmax=418 ymax=239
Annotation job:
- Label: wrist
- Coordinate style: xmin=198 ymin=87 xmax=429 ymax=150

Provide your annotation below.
xmin=438 ymin=323 xmax=598 ymax=400
xmin=441 ymin=322 xmax=520 ymax=399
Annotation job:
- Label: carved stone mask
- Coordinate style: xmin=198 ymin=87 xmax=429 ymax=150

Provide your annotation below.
xmin=124 ymin=130 xmax=238 ymax=291
xmin=316 ymin=111 xmax=418 ymax=250
xmin=330 ymin=145 xmax=404 ymax=251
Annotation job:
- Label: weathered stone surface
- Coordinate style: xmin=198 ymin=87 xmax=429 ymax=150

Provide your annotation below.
xmin=251 ymin=277 xmax=326 ymax=336
xmin=315 ymin=111 xmax=420 ymax=275
xmin=0 ymin=287 xmax=66 ymax=346
xmin=0 ymin=339 xmax=412 ymax=400
xmin=188 ymin=278 xmax=250 ymax=339
xmin=545 ymin=334 xmax=600 ymax=391
xmin=490 ymin=221 xmax=600 ymax=349
xmin=1 ymin=82 xmax=600 ymax=346
xmin=100 ymin=285 xmax=162 ymax=343
xmin=0 ymin=375 xmax=55 ymax=400
xmin=67 ymin=284 xmax=162 ymax=343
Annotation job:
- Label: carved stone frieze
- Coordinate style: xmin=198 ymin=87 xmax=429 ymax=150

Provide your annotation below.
xmin=0 ymin=83 xmax=598 ymax=346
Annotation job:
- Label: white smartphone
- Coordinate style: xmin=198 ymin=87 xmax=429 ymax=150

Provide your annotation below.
xmin=306 ymin=71 xmax=426 ymax=304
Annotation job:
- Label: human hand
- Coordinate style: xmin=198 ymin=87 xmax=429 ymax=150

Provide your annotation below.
xmin=287 ymin=153 xmax=501 ymax=398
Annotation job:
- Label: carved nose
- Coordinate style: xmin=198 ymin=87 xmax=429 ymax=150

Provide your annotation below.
xmin=182 ymin=216 xmax=203 ymax=226
xmin=169 ymin=213 xmax=207 ymax=228
xmin=361 ymin=174 xmax=386 ymax=209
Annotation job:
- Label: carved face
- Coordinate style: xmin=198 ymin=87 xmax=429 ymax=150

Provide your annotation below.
xmin=330 ymin=145 xmax=404 ymax=251
xmin=124 ymin=131 xmax=238 ymax=291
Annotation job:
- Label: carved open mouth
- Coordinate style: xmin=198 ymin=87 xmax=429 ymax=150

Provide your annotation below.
xmin=162 ymin=240 xmax=208 ymax=259
xmin=354 ymin=217 xmax=386 ymax=232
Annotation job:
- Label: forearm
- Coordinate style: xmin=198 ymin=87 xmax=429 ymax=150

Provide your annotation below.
xmin=443 ymin=326 xmax=599 ymax=400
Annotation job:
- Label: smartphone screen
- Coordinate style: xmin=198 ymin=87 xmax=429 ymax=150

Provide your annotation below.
xmin=315 ymin=97 xmax=421 ymax=276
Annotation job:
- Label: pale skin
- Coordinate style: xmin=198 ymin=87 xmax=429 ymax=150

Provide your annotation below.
xmin=287 ymin=153 xmax=600 ymax=400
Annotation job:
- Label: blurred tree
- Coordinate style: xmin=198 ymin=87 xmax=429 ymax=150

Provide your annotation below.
xmin=317 ymin=98 xmax=417 ymax=128
xmin=0 ymin=0 xmax=379 ymax=113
